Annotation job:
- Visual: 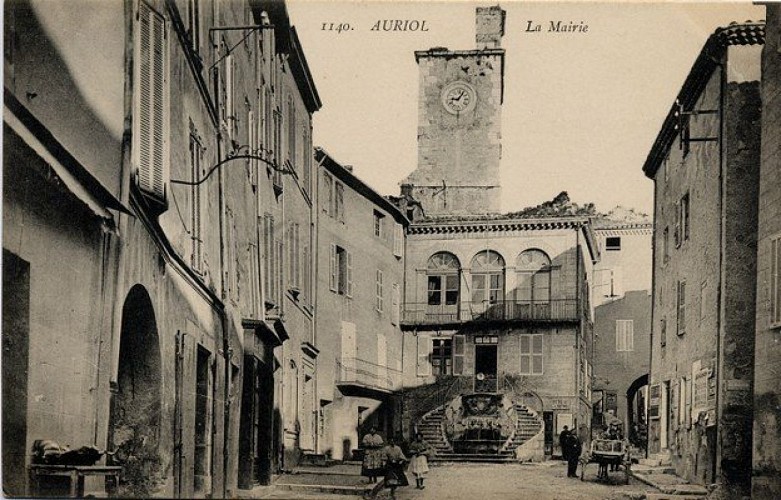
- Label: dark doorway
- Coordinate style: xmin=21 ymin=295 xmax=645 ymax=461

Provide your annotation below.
xmin=543 ymin=411 xmax=554 ymax=456
xmin=194 ymin=346 xmax=213 ymax=496
xmin=111 ymin=285 xmax=163 ymax=497
xmin=239 ymin=355 xmax=274 ymax=488
xmin=474 ymin=345 xmax=498 ymax=392
xmin=2 ymin=250 xmax=30 ymax=496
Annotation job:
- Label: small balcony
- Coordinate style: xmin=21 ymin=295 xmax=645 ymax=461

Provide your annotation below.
xmin=400 ymin=299 xmax=579 ymax=328
xmin=335 ymin=356 xmax=403 ymax=399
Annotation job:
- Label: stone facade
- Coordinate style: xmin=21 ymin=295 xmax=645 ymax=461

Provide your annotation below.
xmin=643 ymin=24 xmax=763 ymax=497
xmin=753 ymin=5 xmax=781 ymax=498
xmin=591 ymin=222 xmax=652 ymax=439
xmin=399 ymin=217 xmax=597 ymax=458
xmin=401 ymin=7 xmax=505 ymax=216
xmin=313 ymin=148 xmax=407 ymax=460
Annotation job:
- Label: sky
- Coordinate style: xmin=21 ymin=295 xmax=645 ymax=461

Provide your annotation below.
xmin=286 ymin=1 xmax=765 ymax=215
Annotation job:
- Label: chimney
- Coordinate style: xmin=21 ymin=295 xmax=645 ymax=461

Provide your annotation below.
xmin=475 ymin=5 xmax=506 ymax=49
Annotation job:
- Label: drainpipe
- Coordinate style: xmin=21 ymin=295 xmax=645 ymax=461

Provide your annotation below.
xmin=648 ymin=177 xmax=657 ymax=460
xmin=714 ymin=57 xmax=726 ymax=486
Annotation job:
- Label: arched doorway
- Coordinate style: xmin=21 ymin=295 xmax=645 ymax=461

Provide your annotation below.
xmin=626 ymin=374 xmax=649 ymax=449
xmin=110 ymin=285 xmax=163 ymax=496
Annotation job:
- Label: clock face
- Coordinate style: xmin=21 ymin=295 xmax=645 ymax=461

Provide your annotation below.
xmin=441 ymin=81 xmax=477 ymax=115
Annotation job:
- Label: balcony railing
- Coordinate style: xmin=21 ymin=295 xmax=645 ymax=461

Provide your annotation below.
xmin=401 ymin=299 xmax=578 ymax=325
xmin=336 ymin=356 xmax=403 ymax=392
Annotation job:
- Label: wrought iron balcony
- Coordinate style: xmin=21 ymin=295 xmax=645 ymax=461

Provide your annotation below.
xmin=401 ymin=299 xmax=578 ymax=326
xmin=335 ymin=356 xmax=403 ymax=396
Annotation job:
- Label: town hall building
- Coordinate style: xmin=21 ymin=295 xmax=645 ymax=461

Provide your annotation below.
xmin=396 ymin=6 xmax=599 ymax=461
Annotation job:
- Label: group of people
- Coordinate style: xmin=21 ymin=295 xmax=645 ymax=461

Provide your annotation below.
xmin=558 ymin=425 xmax=583 ymax=478
xmin=361 ymin=428 xmax=432 ymax=497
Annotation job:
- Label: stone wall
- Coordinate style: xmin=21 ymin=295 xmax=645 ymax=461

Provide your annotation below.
xmin=753 ymin=5 xmax=781 ymax=498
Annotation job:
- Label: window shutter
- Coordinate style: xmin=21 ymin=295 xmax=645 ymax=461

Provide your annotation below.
xmin=453 ymin=334 xmax=465 ymax=375
xmin=771 ymin=237 xmax=777 ymax=321
xmin=417 ymin=334 xmax=432 ymax=376
xmin=674 ymin=201 xmax=681 ymax=247
xmin=346 ymin=251 xmax=353 ymax=297
xmin=616 ymin=321 xmax=625 ymax=351
xmin=393 ymin=223 xmax=403 ymax=258
xmin=329 ymin=244 xmax=337 ymax=292
xmin=627 ymin=320 xmax=634 ymax=351
xmin=391 ymin=283 xmax=400 ymax=326
xmin=135 ymin=1 xmax=168 ymax=202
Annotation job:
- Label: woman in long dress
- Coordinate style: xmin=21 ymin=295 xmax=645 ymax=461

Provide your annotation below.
xmin=408 ymin=432 xmax=431 ymax=489
xmin=360 ymin=427 xmax=384 ymax=483
xmin=383 ymin=436 xmax=409 ymax=499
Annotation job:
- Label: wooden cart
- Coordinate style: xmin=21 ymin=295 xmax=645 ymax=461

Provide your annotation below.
xmin=579 ymin=439 xmax=631 ymax=484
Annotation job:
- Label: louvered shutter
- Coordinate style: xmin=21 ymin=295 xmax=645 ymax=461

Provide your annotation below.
xmin=452 ymin=334 xmax=465 ymax=375
xmin=416 ymin=334 xmax=431 ymax=376
xmin=393 ymin=223 xmax=403 ymax=258
xmin=391 ymin=283 xmax=400 ymax=326
xmin=135 ymin=1 xmax=167 ymax=202
xmin=329 ymin=244 xmax=337 ymax=292
xmin=346 ymin=251 xmax=353 ymax=298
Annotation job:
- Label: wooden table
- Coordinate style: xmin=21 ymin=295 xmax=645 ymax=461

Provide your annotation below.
xmin=29 ymin=464 xmax=122 ymax=498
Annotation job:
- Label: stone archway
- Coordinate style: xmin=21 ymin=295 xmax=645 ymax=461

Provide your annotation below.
xmin=626 ymin=373 xmax=649 ymax=448
xmin=110 ymin=285 xmax=163 ymax=497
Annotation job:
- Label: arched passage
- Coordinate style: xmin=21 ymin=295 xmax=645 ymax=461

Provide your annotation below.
xmin=110 ymin=284 xmax=163 ymax=496
xmin=626 ymin=373 xmax=649 ymax=448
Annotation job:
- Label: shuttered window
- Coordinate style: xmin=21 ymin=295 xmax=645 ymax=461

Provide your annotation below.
xmin=772 ymin=235 xmax=781 ymax=327
xmin=616 ymin=320 xmax=634 ymax=352
xmin=375 ymin=270 xmax=384 ymax=313
xmin=393 ymin=223 xmax=403 ymax=258
xmin=453 ymin=335 xmax=465 ymax=375
xmin=134 ymin=1 xmax=168 ymax=203
xmin=417 ymin=334 xmax=432 ymax=376
xmin=520 ymin=334 xmax=543 ymax=375
xmin=677 ymin=280 xmax=686 ymax=335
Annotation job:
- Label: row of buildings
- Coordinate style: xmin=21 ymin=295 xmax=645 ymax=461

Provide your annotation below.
xmin=641 ymin=8 xmax=781 ymax=498
xmin=1 ymin=2 xmax=626 ymax=495
xmin=1 ymin=0 xmax=411 ymax=496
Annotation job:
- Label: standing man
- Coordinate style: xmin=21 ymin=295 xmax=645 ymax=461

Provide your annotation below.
xmin=559 ymin=425 xmax=571 ymax=460
xmin=565 ymin=431 xmax=582 ymax=478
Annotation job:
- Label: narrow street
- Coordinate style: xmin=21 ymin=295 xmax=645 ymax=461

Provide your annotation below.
xmin=376 ymin=462 xmax=649 ymax=500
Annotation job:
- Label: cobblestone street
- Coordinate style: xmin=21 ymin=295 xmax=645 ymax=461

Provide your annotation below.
xmin=377 ymin=462 xmax=650 ymax=500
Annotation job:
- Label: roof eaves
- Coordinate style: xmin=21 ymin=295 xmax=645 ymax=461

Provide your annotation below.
xmin=641 ymin=22 xmax=765 ymax=180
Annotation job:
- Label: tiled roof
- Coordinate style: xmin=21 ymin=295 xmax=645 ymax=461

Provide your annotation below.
xmin=642 ymin=22 xmax=765 ymax=179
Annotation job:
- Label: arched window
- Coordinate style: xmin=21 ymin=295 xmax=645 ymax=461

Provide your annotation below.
xmin=470 ymin=250 xmax=505 ymax=305
xmin=426 ymin=252 xmax=460 ymax=308
xmin=516 ymin=249 xmax=552 ymax=305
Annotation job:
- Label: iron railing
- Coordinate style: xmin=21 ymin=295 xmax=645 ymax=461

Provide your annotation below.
xmin=401 ymin=299 xmax=578 ymax=325
xmin=335 ymin=356 xmax=403 ymax=392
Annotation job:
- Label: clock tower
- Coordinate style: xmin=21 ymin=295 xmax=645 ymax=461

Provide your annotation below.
xmin=402 ymin=5 xmax=506 ymax=216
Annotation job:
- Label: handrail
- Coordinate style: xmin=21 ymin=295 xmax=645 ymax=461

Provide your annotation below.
xmin=336 ymin=356 xmax=402 ymax=391
xmin=401 ymin=299 xmax=579 ymax=324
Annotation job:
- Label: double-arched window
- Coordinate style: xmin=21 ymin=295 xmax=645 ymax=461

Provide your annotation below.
xmin=426 ymin=252 xmax=460 ymax=313
xmin=471 ymin=250 xmax=505 ymax=306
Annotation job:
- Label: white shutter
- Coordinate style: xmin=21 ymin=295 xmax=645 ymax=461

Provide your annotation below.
xmin=346 ymin=251 xmax=353 ymax=297
xmin=626 ymin=320 xmax=634 ymax=351
xmin=416 ymin=334 xmax=432 ymax=376
xmin=453 ymin=334 xmax=465 ymax=375
xmin=135 ymin=1 xmax=168 ymax=202
xmin=393 ymin=223 xmax=403 ymax=258
xmin=329 ymin=244 xmax=337 ymax=292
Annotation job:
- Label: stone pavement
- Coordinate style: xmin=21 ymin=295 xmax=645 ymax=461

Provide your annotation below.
xmin=375 ymin=461 xmax=653 ymax=500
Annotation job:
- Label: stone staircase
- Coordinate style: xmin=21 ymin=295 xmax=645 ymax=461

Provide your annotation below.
xmin=417 ymin=402 xmax=542 ymax=463
xmin=501 ymin=404 xmax=543 ymax=453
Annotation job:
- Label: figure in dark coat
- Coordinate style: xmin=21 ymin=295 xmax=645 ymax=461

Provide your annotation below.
xmin=564 ymin=432 xmax=582 ymax=478
xmin=558 ymin=425 xmax=570 ymax=460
